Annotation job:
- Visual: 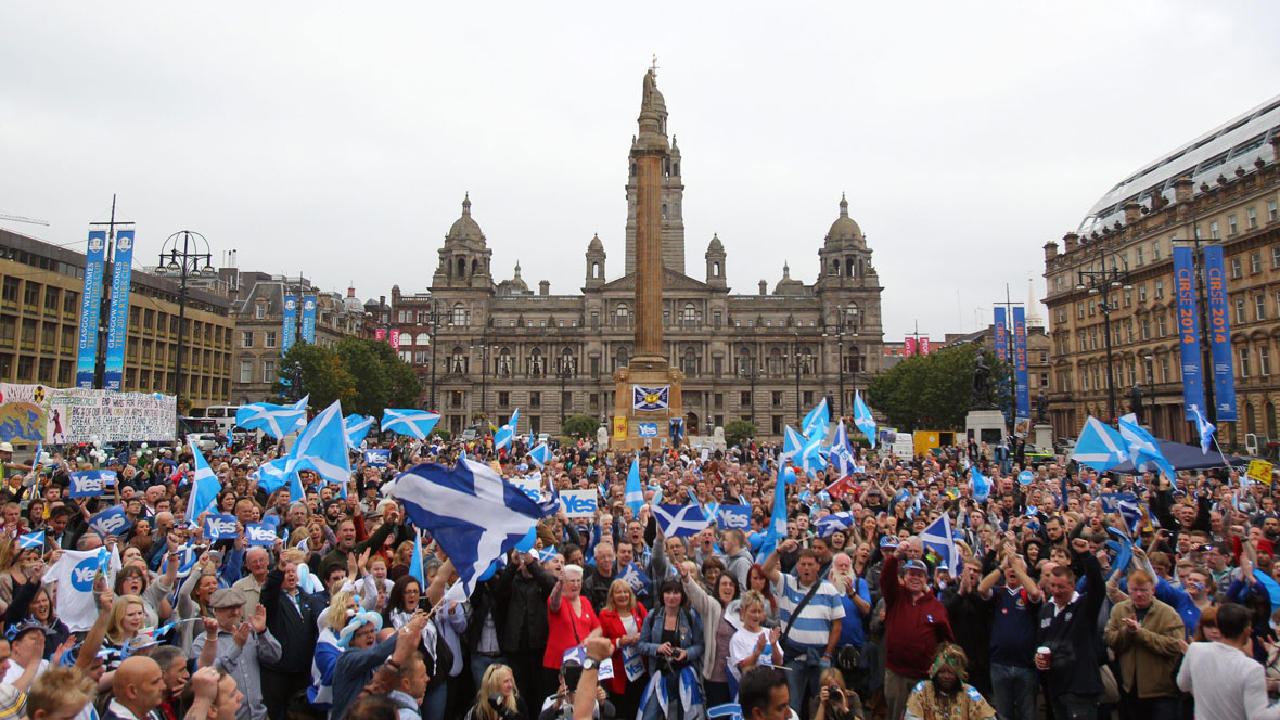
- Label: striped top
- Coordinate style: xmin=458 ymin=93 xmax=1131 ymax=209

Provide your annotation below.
xmin=774 ymin=573 xmax=845 ymax=648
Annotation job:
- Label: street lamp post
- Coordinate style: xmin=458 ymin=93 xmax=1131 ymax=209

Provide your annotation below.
xmin=557 ymin=355 xmax=573 ymax=429
xmin=792 ymin=335 xmax=804 ymax=426
xmin=1142 ymin=353 xmax=1156 ymax=432
xmin=156 ymin=231 xmax=215 ymax=425
xmin=738 ymin=352 xmax=760 ymax=428
xmin=426 ymin=299 xmax=440 ymax=411
xmin=1076 ymin=252 xmax=1131 ymax=421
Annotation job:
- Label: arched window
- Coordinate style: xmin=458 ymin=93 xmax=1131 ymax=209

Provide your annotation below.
xmin=450 ymin=346 xmax=467 ymax=374
xmin=452 ymin=303 xmax=467 ymax=326
xmin=592 ymin=261 xmax=601 ymax=279
xmin=1246 ymin=402 xmax=1257 ymax=434
xmin=497 ymin=348 xmax=512 ymax=377
xmin=769 ymin=348 xmax=783 ymax=376
xmin=682 ymin=347 xmax=699 ymax=375
xmin=614 ymin=346 xmax=629 ymax=371
xmin=681 ymin=303 xmax=700 ymax=328
xmin=415 ymin=333 xmax=429 ymax=346
xmin=614 ymin=304 xmax=631 ymax=327
xmin=712 ymin=261 xmax=721 ymax=277
xmin=560 ymin=348 xmax=576 ymax=376
xmin=456 ymin=257 xmax=466 ymax=277
xmin=529 ymin=348 xmax=544 ymax=377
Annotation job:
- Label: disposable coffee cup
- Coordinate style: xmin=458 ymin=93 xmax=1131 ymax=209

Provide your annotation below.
xmin=1036 ymin=646 xmax=1051 ymax=665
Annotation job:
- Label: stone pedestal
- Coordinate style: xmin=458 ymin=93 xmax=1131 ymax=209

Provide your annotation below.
xmin=1033 ymin=423 xmax=1054 ymax=453
xmin=965 ymin=409 xmax=1008 ymax=446
xmin=611 ymin=366 xmax=684 ymax=451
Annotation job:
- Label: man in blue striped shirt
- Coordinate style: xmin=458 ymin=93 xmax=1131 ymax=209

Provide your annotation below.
xmin=763 ymin=538 xmax=844 ymax=719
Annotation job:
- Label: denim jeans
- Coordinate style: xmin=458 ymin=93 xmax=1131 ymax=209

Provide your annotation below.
xmin=783 ymin=654 xmax=822 ymax=720
xmin=1050 ymin=693 xmax=1100 ymax=720
xmin=989 ymin=664 xmax=1037 ymax=720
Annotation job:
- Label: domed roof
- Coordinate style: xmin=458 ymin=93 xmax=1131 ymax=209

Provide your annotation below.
xmin=446 ymin=192 xmax=486 ymax=246
xmin=707 ymin=233 xmax=724 ymax=253
xmin=587 ymin=233 xmax=604 ymax=253
xmin=825 ymin=194 xmax=863 ymax=246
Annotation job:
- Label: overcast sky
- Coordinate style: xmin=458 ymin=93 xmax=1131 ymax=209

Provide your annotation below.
xmin=4 ymin=2 xmax=1279 ymax=341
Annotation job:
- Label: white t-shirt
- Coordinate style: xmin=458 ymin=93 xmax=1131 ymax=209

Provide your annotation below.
xmin=2 ymin=658 xmax=49 ymax=685
xmin=727 ymin=627 xmax=782 ymax=680
xmin=42 ymin=549 xmax=122 ymax=632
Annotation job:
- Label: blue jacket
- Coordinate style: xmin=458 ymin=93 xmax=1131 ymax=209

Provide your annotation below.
xmin=638 ymin=605 xmax=704 ymax=673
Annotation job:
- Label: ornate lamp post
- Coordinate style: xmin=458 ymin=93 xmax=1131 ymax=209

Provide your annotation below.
xmin=155 ymin=230 xmax=215 ymax=424
xmin=1075 ymin=252 xmax=1131 ymax=420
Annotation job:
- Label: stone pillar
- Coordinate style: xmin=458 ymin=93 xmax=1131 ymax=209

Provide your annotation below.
xmin=634 ymin=148 xmax=665 ymax=364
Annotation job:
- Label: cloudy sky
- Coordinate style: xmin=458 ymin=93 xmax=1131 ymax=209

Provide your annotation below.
xmin=4 ymin=2 xmax=1278 ymax=341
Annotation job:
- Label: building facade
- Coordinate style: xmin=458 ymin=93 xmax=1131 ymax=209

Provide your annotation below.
xmin=0 ymin=229 xmax=234 ymax=411
xmin=390 ymin=76 xmax=886 ymax=439
xmin=1043 ymin=95 xmax=1280 ymax=448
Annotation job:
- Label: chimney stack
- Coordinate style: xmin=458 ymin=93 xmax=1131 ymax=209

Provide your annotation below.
xmin=539 ymin=280 xmax=550 ymax=296
xmin=1123 ymin=201 xmax=1142 ymax=225
xmin=758 ymin=280 xmax=767 ymax=296
xmin=1174 ymin=176 xmax=1194 ymax=204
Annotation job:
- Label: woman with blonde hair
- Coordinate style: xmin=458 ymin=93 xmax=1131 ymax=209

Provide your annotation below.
xmin=310 ymin=589 xmax=358 ymax=712
xmin=463 ymin=663 xmax=527 ymax=720
xmin=598 ymin=578 xmax=648 ymax=719
xmin=102 ymin=594 xmax=147 ymax=669
xmin=811 ymin=668 xmax=865 ymax=720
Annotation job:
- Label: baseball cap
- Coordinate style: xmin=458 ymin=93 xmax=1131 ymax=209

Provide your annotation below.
xmin=903 ymin=559 xmax=928 ymax=573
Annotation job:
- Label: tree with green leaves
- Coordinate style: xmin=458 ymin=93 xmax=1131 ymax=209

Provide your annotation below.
xmin=561 ymin=414 xmax=600 ymax=439
xmin=867 ymin=343 xmax=1010 ymax=433
xmin=273 ymin=342 xmax=356 ymax=409
xmin=724 ymin=419 xmax=755 ymax=448
xmin=272 ymin=338 xmax=421 ymax=413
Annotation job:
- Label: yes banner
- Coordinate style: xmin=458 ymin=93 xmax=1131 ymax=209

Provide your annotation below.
xmin=204 ymin=514 xmax=238 ymax=540
xmin=1013 ymin=306 xmax=1030 ymax=432
xmin=103 ymin=230 xmax=135 ymax=391
xmin=88 ymin=504 xmax=132 ymax=537
xmin=69 ymin=470 xmax=114 ymax=498
xmin=1202 ymin=246 xmax=1237 ymax=421
xmin=1174 ymin=245 xmax=1207 ymax=420
xmin=715 ymin=504 xmax=751 ymax=530
xmin=993 ymin=307 xmax=1009 ymax=363
xmin=301 ymin=296 xmax=317 ymax=344
xmin=244 ymin=523 xmax=278 ymax=546
xmin=281 ymin=295 xmax=298 ymax=356
xmin=363 ymin=449 xmax=390 ymax=466
xmin=75 ymin=231 xmax=108 ymax=388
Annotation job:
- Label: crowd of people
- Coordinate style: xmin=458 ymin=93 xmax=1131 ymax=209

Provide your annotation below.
xmin=0 ymin=427 xmax=1277 ymax=720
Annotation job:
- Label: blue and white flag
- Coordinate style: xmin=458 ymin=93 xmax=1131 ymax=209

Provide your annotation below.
xmin=362 ymin=449 xmax=390 ymax=467
xmin=244 ymin=523 xmax=278 ymax=546
xmin=68 ymin=471 xmax=113 ymax=498
xmin=920 ymin=513 xmax=959 ymax=575
xmin=381 ymin=409 xmax=441 ymax=439
xmin=970 ymin=467 xmax=991 ymax=502
xmin=18 ymin=530 xmax=45 ymax=550
xmin=619 ymin=561 xmax=651 ymax=596
xmin=853 ymin=391 xmax=877 ymax=449
xmin=815 ymin=512 xmax=854 ymax=538
xmin=185 ymin=439 xmax=221 ymax=524
xmin=632 ymin=385 xmax=670 ymax=412
xmin=494 ymin=409 xmax=520 ymax=452
xmin=408 ymin=529 xmax=425 ymax=589
xmin=160 ymin=542 xmax=199 ymax=577
xmin=652 ymin=504 xmax=710 ymax=539
xmin=1118 ymin=412 xmax=1176 ymax=482
xmin=800 ymin=433 xmax=827 ymax=479
xmin=715 ymin=505 xmax=751 ymax=531
xmin=1191 ymin=405 xmax=1216 ymax=456
xmin=88 ymin=505 xmax=132 ymax=537
xmin=254 ymin=457 xmax=301 ymax=501
xmin=286 ymin=400 xmax=352 ymax=496
xmin=625 ymin=457 xmax=644 ymax=516
xmin=756 ymin=463 xmax=789 ymax=561
xmin=344 ymin=414 xmax=375 ymax=449
xmin=387 ymin=458 xmax=559 ymax=594
xmin=803 ymin=398 xmax=830 ymax=442
xmin=827 ymin=422 xmax=856 ymax=478
xmin=203 ymin=514 xmax=238 ymax=541
xmin=1099 ymin=493 xmax=1144 ymax=533
xmin=236 ymin=396 xmax=309 ymax=439
xmin=780 ymin=425 xmax=804 ymax=462
xmin=528 ymin=442 xmax=551 ymax=468
xmin=1071 ymin=416 xmax=1129 ymax=471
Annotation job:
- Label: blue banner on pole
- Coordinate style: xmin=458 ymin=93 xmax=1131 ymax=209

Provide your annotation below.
xmin=75 ymin=231 xmax=108 ymax=388
xmin=301 ymin=296 xmax=317 ymax=344
xmin=1013 ymin=306 xmax=1030 ymax=432
xmin=1202 ymin=245 xmax=1237 ymax=421
xmin=281 ymin=295 xmax=297 ymax=356
xmin=1174 ymin=245 xmax=1207 ymax=420
xmin=103 ymin=230 xmax=135 ymax=391
xmin=993 ymin=307 xmax=1009 ymax=363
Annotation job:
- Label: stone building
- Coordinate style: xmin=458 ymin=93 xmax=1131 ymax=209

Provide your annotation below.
xmin=0 ymin=228 xmax=234 ymax=412
xmin=1043 ymin=95 xmax=1280 ymax=448
xmin=390 ymin=72 xmax=886 ymax=440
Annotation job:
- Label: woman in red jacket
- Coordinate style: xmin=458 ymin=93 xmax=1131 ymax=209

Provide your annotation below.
xmin=598 ymin=578 xmax=648 ymax=720
xmin=542 ymin=564 xmax=601 ymax=699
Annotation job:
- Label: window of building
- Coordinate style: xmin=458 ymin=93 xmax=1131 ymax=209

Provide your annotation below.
xmin=1269 ymin=199 xmax=1279 ymax=221
xmin=63 ymin=291 xmax=77 ymax=314
xmin=771 ymin=415 xmax=783 ymax=435
xmin=1240 ymin=347 xmax=1252 ymax=377
xmin=1231 ymin=257 xmax=1243 ymax=279
xmin=22 ymin=282 xmax=39 ymax=307
xmin=1077 ymin=303 xmax=1085 ymax=320
xmin=1210 ymin=221 xmax=1220 ymax=240
xmin=771 ymin=391 xmax=783 ymax=408
xmin=1137 ymin=284 xmax=1147 ymax=303
xmin=1157 ymin=314 xmax=1167 ymax=337
xmin=1251 ymin=251 xmax=1262 ymax=274
xmin=1229 ymin=215 xmax=1239 ymax=235
xmin=1151 ymin=240 xmax=1161 ymax=260
xmin=239 ymin=360 xmax=253 ymax=384
xmin=1123 ymin=289 xmax=1132 ymax=308
xmin=254 ymin=303 xmax=266 ymax=319
xmin=1160 ymin=355 xmax=1170 ymax=383
xmin=1140 ymin=318 xmax=1151 ymax=340
xmin=1136 ymin=247 xmax=1145 ymax=266
xmin=1088 ymin=299 xmax=1096 ymax=316
xmin=1257 ymin=294 xmax=1268 ymax=320
xmin=1236 ymin=297 xmax=1247 ymax=324
xmin=1154 ymin=280 xmax=1164 ymax=299
xmin=1262 ymin=346 xmax=1273 ymax=377
xmin=262 ymin=360 xmax=275 ymax=383
xmin=241 ymin=331 xmax=254 ymax=348
xmin=740 ymin=390 xmax=751 ymax=408
xmin=529 ymin=391 xmax=541 ymax=409
xmin=561 ymin=391 xmax=572 ymax=411
xmin=265 ymin=331 xmax=277 ymax=348
xmin=450 ymin=391 xmax=464 ymax=409
xmin=803 ymin=391 xmax=814 ymax=406
xmin=1248 ymin=207 xmax=1259 ymax=229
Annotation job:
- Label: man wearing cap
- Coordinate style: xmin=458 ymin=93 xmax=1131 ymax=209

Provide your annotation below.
xmin=2 ymin=620 xmax=51 ymax=686
xmin=192 ymin=588 xmax=281 ymax=720
xmin=882 ymin=543 xmax=953 ymax=720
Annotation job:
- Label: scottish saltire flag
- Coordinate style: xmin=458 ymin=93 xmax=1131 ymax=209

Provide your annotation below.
xmin=1191 ymin=405 xmax=1216 ymax=455
xmin=1100 ymin=493 xmax=1144 ymax=534
xmin=632 ymin=385 xmax=670 ymax=411
xmin=970 ymin=467 xmax=991 ymax=502
xmin=853 ymin=391 xmax=877 ymax=449
xmin=756 ymin=463 xmax=789 ymax=561
xmin=781 ymin=425 xmax=805 ymax=462
xmin=528 ymin=442 xmax=551 ymax=467
xmin=815 ymin=512 xmax=854 ymax=538
xmin=827 ymin=422 xmax=856 ymax=478
xmin=254 ymin=457 xmax=303 ymax=501
xmin=652 ymin=504 xmax=710 ymax=538
xmin=286 ymin=400 xmax=352 ymax=497
xmin=1071 ymin=416 xmax=1128 ymax=471
xmin=386 ymin=458 xmax=559 ymax=593
xmin=344 ymin=414 xmax=375 ymax=449
xmin=920 ymin=513 xmax=959 ymax=575
xmin=800 ymin=433 xmax=827 ymax=479
xmin=494 ymin=409 xmax=520 ymax=451
xmin=1118 ymin=413 xmax=1177 ymax=482
xmin=381 ymin=409 xmax=441 ymax=439
xmin=160 ymin=541 xmax=199 ymax=577
xmin=184 ymin=439 xmax=221 ymax=525
xmin=625 ymin=457 xmax=644 ymax=516
xmin=620 ymin=561 xmax=651 ymax=596
xmin=408 ymin=529 xmax=425 ymax=589
xmin=235 ymin=396 xmax=308 ymax=439
xmin=803 ymin=398 xmax=830 ymax=442
xmin=18 ymin=530 xmax=44 ymax=550
xmin=538 ymin=546 xmax=559 ymax=563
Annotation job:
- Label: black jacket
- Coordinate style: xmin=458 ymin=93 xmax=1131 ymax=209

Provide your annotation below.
xmin=259 ymin=567 xmax=324 ymax=673
xmin=494 ymin=557 xmax=557 ymax=654
xmin=1035 ymin=550 xmax=1105 ymax=699
xmin=582 ymin=565 xmax=617 ymax=614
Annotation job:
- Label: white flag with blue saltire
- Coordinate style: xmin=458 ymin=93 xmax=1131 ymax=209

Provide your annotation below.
xmin=381 ymin=409 xmax=441 ymax=440
xmin=494 ymin=409 xmax=520 ymax=451
xmin=920 ymin=513 xmax=959 ymax=575
xmin=756 ymin=462 xmax=789 ymax=561
xmin=528 ymin=442 xmax=551 ymax=467
xmin=387 ymin=458 xmax=559 ymax=593
xmin=235 ymin=396 xmax=308 ymax=439
xmin=1070 ymin=416 xmax=1128 ymax=471
xmin=969 ymin=467 xmax=991 ymax=502
xmin=1118 ymin=412 xmax=1176 ymax=482
xmin=853 ymin=391 xmax=876 ymax=449
xmin=184 ymin=437 xmax=221 ymax=524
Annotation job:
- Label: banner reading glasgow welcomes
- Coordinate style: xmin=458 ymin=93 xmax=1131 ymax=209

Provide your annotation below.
xmin=993 ymin=307 xmax=1009 ymax=363
xmin=1203 ymin=245 xmax=1238 ymax=421
xmin=1174 ymin=245 xmax=1206 ymax=420
xmin=281 ymin=295 xmax=297 ymax=357
xmin=75 ymin=231 xmax=107 ymax=388
xmin=103 ymin=230 xmax=136 ymax=391
xmin=1013 ymin=306 xmax=1030 ymax=431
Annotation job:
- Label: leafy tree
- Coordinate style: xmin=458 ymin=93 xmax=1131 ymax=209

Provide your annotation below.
xmin=334 ymin=337 xmax=422 ymax=416
xmin=724 ymin=419 xmax=755 ymax=448
xmin=561 ymin=414 xmax=600 ymax=439
xmin=274 ymin=342 xmax=356 ymax=409
xmin=867 ymin=344 xmax=1010 ymax=432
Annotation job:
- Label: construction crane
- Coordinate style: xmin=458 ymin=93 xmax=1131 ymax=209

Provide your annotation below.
xmin=0 ymin=213 xmax=50 ymax=226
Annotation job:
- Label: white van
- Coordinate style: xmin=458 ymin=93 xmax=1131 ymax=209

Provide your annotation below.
xmin=202 ymin=405 xmax=243 ymax=434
